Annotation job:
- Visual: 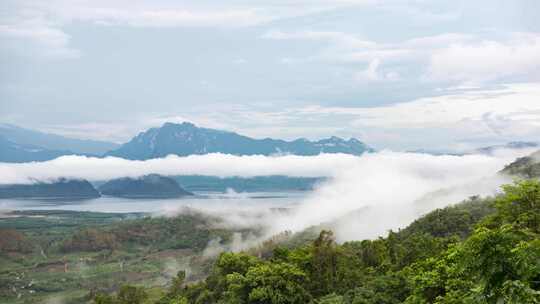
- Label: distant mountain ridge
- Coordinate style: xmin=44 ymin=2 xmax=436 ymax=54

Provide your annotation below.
xmin=0 ymin=135 xmax=71 ymax=163
xmin=106 ymin=122 xmax=373 ymax=160
xmin=475 ymin=141 xmax=539 ymax=155
xmin=0 ymin=124 xmax=119 ymax=155
xmin=408 ymin=141 xmax=539 ymax=156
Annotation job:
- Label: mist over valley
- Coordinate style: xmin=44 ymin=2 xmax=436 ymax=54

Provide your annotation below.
xmin=2 ymin=1 xmax=540 ymax=302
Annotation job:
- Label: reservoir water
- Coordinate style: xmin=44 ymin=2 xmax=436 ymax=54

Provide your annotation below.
xmin=0 ymin=191 xmax=308 ymax=213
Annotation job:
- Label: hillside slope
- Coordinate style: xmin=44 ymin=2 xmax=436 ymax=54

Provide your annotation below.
xmin=501 ymin=150 xmax=540 ymax=178
xmin=152 ymin=180 xmax=539 ymax=304
xmin=0 ymin=124 xmax=119 ymax=155
xmin=0 ymin=135 xmax=71 ymax=163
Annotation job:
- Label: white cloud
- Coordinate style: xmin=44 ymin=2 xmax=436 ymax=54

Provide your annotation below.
xmin=285 ymin=83 xmax=540 ymax=148
xmin=0 ymin=0 xmax=351 ymax=58
xmin=71 ymin=7 xmax=271 ymax=28
xmin=261 ymin=30 xmax=377 ymax=49
xmin=0 ymin=23 xmax=81 ymax=59
xmin=354 ymin=58 xmax=400 ymax=82
xmin=428 ymin=35 xmax=540 ymax=83
xmin=269 ymin=149 xmax=524 ymax=241
xmin=262 ymin=29 xmax=540 ymax=85
xmin=260 ymin=30 xmax=473 ymax=64
xmin=1 ymin=149 xmax=533 ymax=243
xmin=349 ymin=83 xmax=540 ymax=129
xmin=32 ymin=83 xmax=540 ymax=151
xmin=0 ymin=153 xmax=360 ymax=184
xmin=3 ymin=0 xmax=380 ymax=32
xmin=15 ymin=148 xmax=526 ymax=244
xmin=162 ymin=148 xmax=532 ymax=244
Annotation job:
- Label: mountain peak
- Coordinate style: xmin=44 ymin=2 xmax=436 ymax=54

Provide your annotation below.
xmin=106 ymin=123 xmax=372 ymax=160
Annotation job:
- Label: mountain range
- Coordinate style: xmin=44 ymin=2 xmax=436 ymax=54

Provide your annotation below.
xmin=0 ymin=122 xmax=372 ymax=162
xmin=2 ymin=122 xmax=537 ymax=163
xmin=105 ymin=122 xmax=373 ymax=159
xmin=0 ymin=124 xmax=119 ymax=155
xmin=475 ymin=141 xmax=539 ymax=155
xmin=0 ymin=135 xmax=72 ymax=163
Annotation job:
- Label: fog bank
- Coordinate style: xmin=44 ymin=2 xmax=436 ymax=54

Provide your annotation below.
xmin=1 ymin=148 xmax=534 ymax=243
xmin=0 ymin=153 xmax=358 ymax=184
xmin=152 ymin=148 xmax=533 ymax=242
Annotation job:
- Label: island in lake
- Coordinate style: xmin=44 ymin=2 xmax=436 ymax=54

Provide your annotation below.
xmin=0 ymin=178 xmax=100 ymax=199
xmin=98 ymin=174 xmax=193 ymax=198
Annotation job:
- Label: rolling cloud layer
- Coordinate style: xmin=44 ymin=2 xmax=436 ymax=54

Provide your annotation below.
xmin=1 ymin=148 xmax=534 ymax=243
xmin=0 ymin=153 xmax=359 ymax=184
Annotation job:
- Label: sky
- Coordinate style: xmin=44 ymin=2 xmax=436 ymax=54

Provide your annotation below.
xmin=1 ymin=0 xmax=540 ymax=151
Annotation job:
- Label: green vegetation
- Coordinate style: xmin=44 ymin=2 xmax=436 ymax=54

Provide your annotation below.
xmin=141 ymin=180 xmax=539 ymax=304
xmin=0 ymin=210 xmax=249 ymax=303
xmin=99 ymin=174 xmax=193 ymax=198
xmin=2 ymin=178 xmax=539 ymax=303
xmin=0 ymin=178 xmax=100 ymax=199
xmin=501 ymin=150 xmax=540 ymax=178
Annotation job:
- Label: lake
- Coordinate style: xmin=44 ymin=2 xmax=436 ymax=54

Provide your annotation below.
xmin=0 ymin=191 xmax=309 ymax=213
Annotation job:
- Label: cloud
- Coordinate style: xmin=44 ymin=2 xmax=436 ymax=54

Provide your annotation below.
xmin=0 ymin=24 xmax=81 ymax=59
xmin=2 ymin=0 xmax=380 ymax=34
xmin=0 ymin=0 xmax=385 ymax=59
xmin=24 ymin=83 xmax=540 ymax=151
xmin=158 ymin=148 xmax=534 ymax=244
xmin=354 ymin=58 xmax=400 ymax=82
xmin=428 ymin=34 xmax=540 ymax=83
xmin=1 ymin=147 xmax=534 ymax=244
xmin=344 ymin=83 xmax=540 ymax=129
xmin=29 ymin=82 xmax=540 ymax=151
xmin=0 ymin=153 xmax=360 ymax=184
xmin=260 ymin=30 xmax=471 ymax=65
xmin=261 ymin=30 xmax=377 ymax=49
xmin=71 ymin=7 xmax=271 ymax=28
xmin=276 ymin=83 xmax=540 ymax=148
xmin=0 ymin=147 xmax=533 ymax=187
xmin=0 ymin=0 xmax=327 ymax=58
xmin=0 ymin=1 xmax=273 ymax=58
xmin=262 ymin=29 xmax=540 ymax=85
xmin=269 ymin=150 xmax=521 ymax=241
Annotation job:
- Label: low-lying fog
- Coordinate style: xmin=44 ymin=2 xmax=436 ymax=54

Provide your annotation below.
xmin=0 ymin=148 xmax=535 ymax=243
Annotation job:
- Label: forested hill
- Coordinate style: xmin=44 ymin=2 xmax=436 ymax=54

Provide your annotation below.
xmin=501 ymin=149 xmax=540 ymax=178
xmin=96 ymin=179 xmax=540 ymax=304
xmin=98 ymin=174 xmax=193 ymax=198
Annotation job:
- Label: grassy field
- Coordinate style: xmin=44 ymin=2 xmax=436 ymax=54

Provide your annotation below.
xmin=0 ymin=210 xmax=239 ymax=303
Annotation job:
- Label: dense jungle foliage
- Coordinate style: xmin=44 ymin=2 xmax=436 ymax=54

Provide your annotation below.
xmin=95 ymin=179 xmax=540 ymax=304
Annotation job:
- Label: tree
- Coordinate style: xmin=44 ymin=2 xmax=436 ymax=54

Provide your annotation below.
xmin=169 ymin=270 xmax=187 ymax=296
xmin=116 ymin=285 xmax=148 ymax=304
xmin=310 ymin=230 xmax=339 ymax=297
xmin=93 ymin=285 xmax=148 ymax=304
xmin=490 ymin=179 xmax=540 ymax=232
xmin=242 ymin=262 xmax=311 ymax=304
